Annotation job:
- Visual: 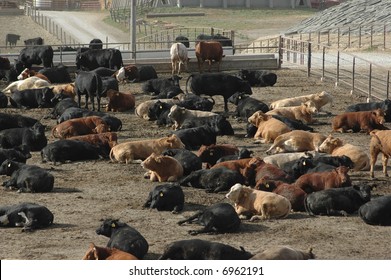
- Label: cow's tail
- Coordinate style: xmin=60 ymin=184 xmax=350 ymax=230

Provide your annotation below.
xmin=185 ymin=74 xmax=194 ymax=94
xmin=8 ymin=97 xmax=17 ymax=108
xmin=207 ymin=96 xmax=215 ymax=105
xmin=109 ymin=147 xmax=116 ymax=162
xmin=303 ymin=195 xmax=314 ymax=216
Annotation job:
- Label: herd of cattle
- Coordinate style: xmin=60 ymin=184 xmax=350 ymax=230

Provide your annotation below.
xmin=1 ymin=36 xmax=391 ymax=260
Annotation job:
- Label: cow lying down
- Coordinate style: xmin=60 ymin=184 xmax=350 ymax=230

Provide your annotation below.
xmin=158 ymin=239 xmax=253 ymax=260
xmin=82 ymin=243 xmax=138 ymax=260
xmin=0 ymin=202 xmax=54 ymax=231
xmin=250 ymin=246 xmax=315 ymax=260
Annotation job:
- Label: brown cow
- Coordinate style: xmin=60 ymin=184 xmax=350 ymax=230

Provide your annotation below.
xmin=82 ymin=243 xmax=138 ymax=260
xmin=211 ymin=157 xmax=256 ymax=185
xmin=369 ymin=129 xmax=391 ymax=178
xmin=256 ymin=179 xmax=306 ymax=212
xmin=197 ymin=144 xmax=239 ymax=168
xmin=226 ymin=183 xmax=291 ymax=221
xmin=51 ymin=116 xmax=109 ymax=139
xmin=106 ymin=89 xmax=135 ymax=112
xmin=195 ymin=41 xmax=224 ymax=73
xmin=319 ymin=135 xmax=370 ymax=171
xmin=241 ymin=157 xmax=293 ymax=186
xmin=248 ymin=110 xmax=291 ymax=143
xmin=141 ymin=152 xmax=184 ymax=182
xmin=50 ymin=83 xmax=76 ymax=99
xmin=265 ymin=130 xmax=327 ymax=155
xmin=67 ymin=132 xmax=118 ymax=149
xmin=115 ymin=64 xmax=139 ymax=82
xmin=109 ymin=134 xmax=185 ymax=163
xmin=332 ymin=109 xmax=387 ymax=133
xmin=250 ymin=246 xmax=315 ymax=260
xmin=294 ymin=166 xmax=351 ymax=194
xmin=266 ymin=100 xmax=318 ymax=124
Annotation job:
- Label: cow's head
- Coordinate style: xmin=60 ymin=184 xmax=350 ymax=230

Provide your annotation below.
xmin=248 ymin=111 xmax=270 ymax=126
xmin=353 ymin=185 xmax=372 ymax=203
xmin=335 ymin=166 xmax=351 ymax=186
xmin=303 ymin=100 xmax=318 ymax=114
xmin=228 ymin=92 xmax=246 ymax=105
xmin=96 ymin=219 xmax=124 ymax=237
xmin=31 ymin=122 xmax=46 ymax=136
xmin=318 ymin=135 xmax=342 ymax=153
xmin=225 ymin=183 xmax=244 ymax=203
xmin=166 ymin=134 xmax=185 ymax=149
xmin=0 ymin=159 xmax=21 ymax=176
xmin=372 ymin=109 xmax=386 ymax=125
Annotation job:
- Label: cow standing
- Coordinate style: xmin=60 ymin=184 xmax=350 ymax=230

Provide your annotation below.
xmin=170 ymin=42 xmax=189 ymax=75
xmin=5 ymin=33 xmax=20 ymax=48
xmin=16 ymin=46 xmax=54 ymax=71
xmin=75 ymin=71 xmax=103 ymax=111
xmin=195 ymin=41 xmax=224 ymax=72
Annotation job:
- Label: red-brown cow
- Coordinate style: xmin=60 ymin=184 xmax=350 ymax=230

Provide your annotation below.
xmin=294 ymin=166 xmax=351 ymax=194
xmin=211 ymin=157 xmax=257 ymax=185
xmin=197 ymin=144 xmax=239 ymax=168
xmin=332 ymin=109 xmax=387 ymax=133
xmin=256 ymin=179 xmax=307 ymax=212
xmin=82 ymin=243 xmax=138 ymax=260
xmin=67 ymin=132 xmax=118 ymax=149
xmin=51 ymin=116 xmax=109 ymax=139
xmin=106 ymin=89 xmax=135 ymax=112
xmin=17 ymin=68 xmax=50 ymax=83
xmin=195 ymin=41 xmax=224 ymax=73
xmin=241 ymin=157 xmax=293 ymax=187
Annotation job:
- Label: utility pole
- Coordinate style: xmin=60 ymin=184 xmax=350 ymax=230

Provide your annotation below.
xmin=130 ymin=0 xmax=136 ymax=59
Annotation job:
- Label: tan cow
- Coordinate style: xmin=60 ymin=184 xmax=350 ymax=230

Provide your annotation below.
xmin=225 ymin=183 xmax=291 ymax=221
xmin=250 ymin=246 xmax=315 ymax=260
xmin=51 ymin=116 xmax=109 ymax=139
xmin=319 ymin=135 xmax=370 ymax=171
xmin=141 ymin=153 xmax=184 ymax=182
xmin=109 ymin=134 xmax=185 ymax=163
xmin=369 ymin=130 xmax=391 ymax=178
xmin=3 ymin=76 xmax=51 ymax=94
xmin=170 ymin=42 xmax=189 ymax=75
xmin=106 ymin=89 xmax=135 ymax=112
xmin=270 ymin=91 xmax=333 ymax=111
xmin=168 ymin=105 xmax=218 ymax=130
xmin=50 ymin=83 xmax=76 ymax=99
xmin=135 ymin=99 xmax=179 ymax=120
xmin=248 ymin=111 xmax=291 ymax=143
xmin=266 ymin=100 xmax=318 ymax=124
xmin=265 ymin=130 xmax=327 ymax=155
xmin=82 ymin=243 xmax=138 ymax=260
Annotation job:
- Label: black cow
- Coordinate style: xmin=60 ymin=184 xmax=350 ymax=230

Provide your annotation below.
xmin=16 ymin=45 xmax=54 ymax=71
xmin=96 ymin=219 xmax=149 ymax=259
xmin=346 ymin=99 xmax=391 ymax=122
xmin=196 ymin=33 xmax=232 ymax=47
xmin=175 ymin=35 xmax=190 ymax=48
xmin=162 ymin=148 xmax=202 ymax=176
xmin=38 ymin=64 xmax=72 ymax=83
xmin=0 ymin=159 xmax=54 ymax=193
xmin=141 ymin=75 xmax=181 ymax=95
xmin=92 ymin=66 xmax=117 ymax=77
xmin=176 ymin=94 xmax=215 ymax=112
xmin=137 ymin=65 xmax=158 ymax=81
xmin=0 ymin=202 xmax=53 ymax=231
xmin=57 ymin=107 xmax=90 ymax=123
xmin=186 ymin=73 xmax=252 ymax=112
xmin=0 ymin=146 xmax=31 ymax=165
xmin=75 ymin=71 xmax=103 ymax=111
xmin=89 ymin=38 xmax=103 ymax=49
xmin=76 ymin=48 xmax=123 ymax=70
xmin=237 ymin=69 xmax=277 ymax=87
xmin=143 ymin=183 xmax=184 ymax=213
xmin=304 ymin=185 xmax=372 ymax=216
xmin=178 ymin=203 xmax=240 ymax=235
xmin=5 ymin=33 xmax=20 ymax=48
xmin=9 ymin=87 xmax=54 ymax=109
xmin=359 ymin=195 xmax=391 ymax=226
xmin=2 ymin=65 xmax=18 ymax=82
xmin=216 ymin=148 xmax=253 ymax=163
xmin=158 ymin=239 xmax=253 ymax=260
xmin=228 ymin=92 xmax=269 ymax=120
xmin=173 ymin=125 xmax=217 ymax=150
xmin=41 ymin=139 xmax=105 ymax=164
xmin=24 ymin=37 xmax=44 ymax=46
xmin=179 ymin=167 xmax=244 ymax=193
xmin=0 ymin=91 xmax=8 ymax=108
xmin=147 ymin=101 xmax=173 ymax=126
xmin=272 ymin=115 xmax=314 ymax=132
xmin=0 ymin=122 xmax=47 ymax=151
xmin=151 ymin=86 xmax=183 ymax=99
xmin=180 ymin=115 xmax=234 ymax=136
xmin=0 ymin=112 xmax=38 ymax=130
xmin=101 ymin=76 xmax=119 ymax=97
xmin=48 ymin=96 xmax=78 ymax=119
xmin=99 ymin=114 xmax=122 ymax=132
xmin=0 ymin=56 xmax=11 ymax=70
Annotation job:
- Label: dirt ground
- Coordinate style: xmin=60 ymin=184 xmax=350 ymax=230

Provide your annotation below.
xmin=1 ymin=14 xmax=391 ymax=261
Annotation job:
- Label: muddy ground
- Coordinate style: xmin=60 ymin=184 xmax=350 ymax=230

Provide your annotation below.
xmin=0 ymin=66 xmax=391 ymax=260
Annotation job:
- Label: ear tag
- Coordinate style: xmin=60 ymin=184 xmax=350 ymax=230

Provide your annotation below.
xmin=160 ymin=105 xmax=163 ymax=109
xmin=210 ymin=151 xmax=214 ymax=156
xmin=266 ymin=184 xmax=269 ymax=188
xmin=239 ymin=96 xmax=242 ymax=99
xmin=160 ymin=192 xmax=164 ymax=197
xmin=303 ymin=162 xmax=306 ymax=166
xmin=8 ymin=163 xmax=11 ymax=168
xmin=111 ymin=223 xmax=116 ymax=228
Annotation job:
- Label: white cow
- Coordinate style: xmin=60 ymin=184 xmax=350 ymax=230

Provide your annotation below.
xmin=170 ymin=42 xmax=189 ymax=75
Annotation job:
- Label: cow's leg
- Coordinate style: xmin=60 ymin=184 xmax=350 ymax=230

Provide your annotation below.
xmin=177 ymin=62 xmax=181 ymax=75
xmin=84 ymin=95 xmax=89 ymax=109
xmin=382 ymin=154 xmax=389 ymax=177
xmin=223 ymin=97 xmax=229 ymax=112
xmin=177 ymin=211 xmax=201 ymax=225
xmin=90 ymin=95 xmax=95 ymax=111
xmin=370 ymin=142 xmax=381 ymax=178
xmin=171 ymin=61 xmax=175 ymax=75
xmin=97 ymin=97 xmax=101 ymax=112
xmin=77 ymin=94 xmax=82 ymax=108
xmin=18 ymin=211 xmax=33 ymax=231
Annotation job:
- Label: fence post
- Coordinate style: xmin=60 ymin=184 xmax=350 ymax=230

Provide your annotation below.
xmin=336 ymin=50 xmax=340 ymax=87
xmin=351 ymin=56 xmax=355 ymax=95
xmin=384 ymin=24 xmax=387 ymax=49
xmin=337 ymin=28 xmax=340 ymax=49
xmin=368 ymin=63 xmax=372 ymax=102
xmin=317 ymin=31 xmax=320 ymax=50
xmin=371 ymin=25 xmax=373 ymax=48
xmin=307 ymin=42 xmax=311 ymax=77
xmin=278 ymin=36 xmax=283 ymax=68
xmin=348 ymin=27 xmax=351 ymax=48
xmin=359 ymin=25 xmax=362 ymax=48
xmin=387 ymin=70 xmax=390 ymax=99
xmin=327 ymin=30 xmax=330 ymax=46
